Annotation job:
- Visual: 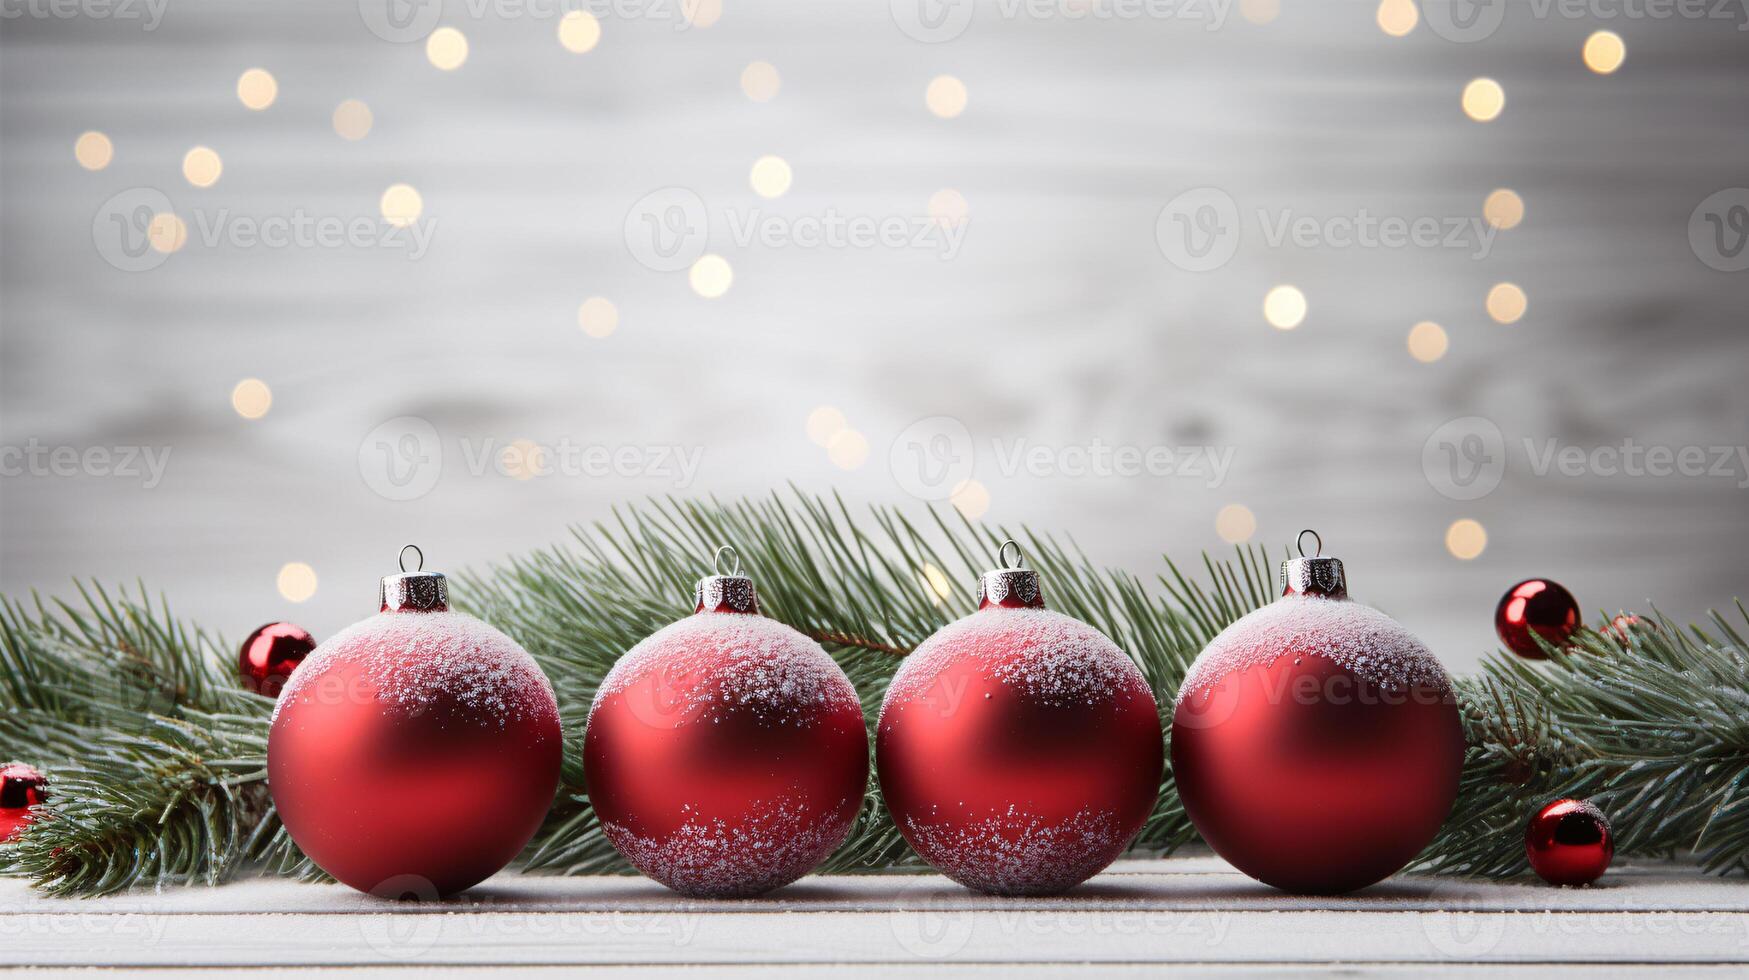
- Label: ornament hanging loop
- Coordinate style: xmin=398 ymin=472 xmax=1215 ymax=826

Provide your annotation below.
xmin=712 ymin=545 xmax=742 ymax=577
xmin=1297 ymin=530 xmax=1322 ymax=559
xmin=998 ymin=539 xmax=1025 ymax=570
xmin=399 ymin=544 xmax=424 ymax=574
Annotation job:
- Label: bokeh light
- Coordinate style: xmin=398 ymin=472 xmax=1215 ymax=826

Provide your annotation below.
xmin=1215 ymin=504 xmax=1257 ymax=543
xmin=1240 ymin=0 xmax=1280 ymax=25
xmin=231 ymin=378 xmax=272 ymax=419
xmin=749 ymin=155 xmax=792 ymax=198
xmin=741 ymin=61 xmax=781 ymax=102
xmin=277 ymin=562 xmax=318 ymax=602
xmin=806 ymin=406 xmax=848 ymax=447
xmin=73 ymin=131 xmax=112 ymax=170
xmin=950 ymin=479 xmax=990 ymax=520
xmin=1263 ymin=285 xmax=1307 ymax=330
xmin=1462 ymin=78 xmax=1505 ymax=122
xmin=1487 ymin=282 xmax=1528 ymax=324
xmin=148 ymin=212 xmax=187 ymax=253
xmin=1445 ymin=519 xmax=1488 ymax=560
xmin=1407 ymin=321 xmax=1449 ymax=363
xmin=237 ymin=68 xmax=278 ymax=110
xmin=1375 ymin=0 xmax=1417 ymax=36
xmin=689 ymin=255 xmax=733 ymax=298
xmin=1583 ymin=30 xmax=1626 ymax=75
xmin=925 ymin=75 xmax=968 ymax=119
xmin=577 ymin=297 xmax=618 ymax=338
xmin=827 ymin=429 xmax=869 ymax=470
xmin=427 ymin=27 xmax=469 ymax=71
xmin=333 ymin=100 xmax=373 ymax=140
xmin=928 ymin=188 xmax=969 ymax=229
xmin=559 ymin=11 xmax=601 ymax=53
xmin=1483 ymin=188 xmax=1524 ymax=230
xmin=182 ymin=146 xmax=223 ymax=188
xmin=380 ymin=183 xmax=423 ymax=227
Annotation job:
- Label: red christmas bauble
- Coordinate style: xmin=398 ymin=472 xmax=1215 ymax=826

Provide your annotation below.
xmin=1526 ymin=798 xmax=1613 ymax=886
xmin=1604 ymin=612 xmax=1655 ymax=648
xmin=584 ymin=558 xmax=868 ymax=898
xmin=269 ymin=550 xmax=562 ymax=897
xmin=239 ymin=622 xmax=317 ymax=697
xmin=876 ymin=546 xmax=1163 ymax=896
xmin=1172 ymin=539 xmax=1464 ymax=894
xmin=0 ymin=763 xmax=48 ymax=842
xmin=1495 ymin=578 xmax=1581 ymax=659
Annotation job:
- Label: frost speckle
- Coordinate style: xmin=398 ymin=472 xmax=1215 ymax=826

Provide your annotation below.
xmin=902 ymin=806 xmax=1131 ymax=896
xmin=1176 ymin=595 xmax=1451 ymax=707
xmin=603 ymin=792 xmax=857 ymax=898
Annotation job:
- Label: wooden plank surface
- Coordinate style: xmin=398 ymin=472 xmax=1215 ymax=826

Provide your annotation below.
xmin=2 ymin=857 xmax=1746 ymax=970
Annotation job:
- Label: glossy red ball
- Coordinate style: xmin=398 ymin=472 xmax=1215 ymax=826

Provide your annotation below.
xmin=1604 ymin=612 xmax=1655 ymax=648
xmin=1495 ymin=579 xmax=1581 ymax=659
xmin=1526 ymin=798 xmax=1613 ymax=886
xmin=1172 ymin=590 xmax=1464 ymax=894
xmin=877 ymin=598 xmax=1163 ymax=896
xmin=269 ymin=610 xmax=562 ymax=897
xmin=585 ymin=585 xmax=868 ymax=898
xmin=0 ymin=763 xmax=48 ymax=842
xmin=239 ymin=622 xmax=317 ymax=697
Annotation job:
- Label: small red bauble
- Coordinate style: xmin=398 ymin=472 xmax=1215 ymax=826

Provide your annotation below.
xmin=239 ymin=622 xmax=317 ymax=697
xmin=269 ymin=547 xmax=562 ymax=897
xmin=1495 ymin=579 xmax=1581 ymax=659
xmin=1172 ymin=534 xmax=1465 ymax=894
xmin=1604 ymin=612 xmax=1655 ymax=648
xmin=1526 ymin=798 xmax=1613 ymax=886
xmin=877 ymin=543 xmax=1163 ymax=896
xmin=0 ymin=763 xmax=48 ymax=842
xmin=584 ymin=549 xmax=869 ymax=898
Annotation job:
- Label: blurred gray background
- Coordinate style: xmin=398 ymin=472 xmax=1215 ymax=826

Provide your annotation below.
xmin=3 ymin=0 xmax=1747 ymax=670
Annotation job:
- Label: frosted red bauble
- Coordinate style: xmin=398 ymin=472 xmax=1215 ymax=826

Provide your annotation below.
xmin=876 ymin=559 xmax=1163 ymax=896
xmin=0 ymin=763 xmax=48 ymax=841
xmin=1495 ymin=578 xmax=1581 ymax=659
xmin=1172 ymin=549 xmax=1464 ymax=894
xmin=1526 ymin=798 xmax=1613 ymax=886
xmin=238 ymin=621 xmax=316 ymax=697
xmin=268 ymin=561 xmax=562 ymax=897
xmin=584 ymin=571 xmax=868 ymax=898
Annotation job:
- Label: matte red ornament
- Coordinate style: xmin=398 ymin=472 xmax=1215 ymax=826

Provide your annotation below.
xmin=1495 ymin=578 xmax=1581 ymax=659
xmin=238 ymin=622 xmax=317 ymax=697
xmin=0 ymin=763 xmax=48 ymax=842
xmin=1526 ymin=798 xmax=1613 ymax=886
xmin=268 ymin=546 xmax=562 ymax=897
xmin=876 ymin=542 xmax=1163 ymax=896
xmin=584 ymin=547 xmax=869 ymax=898
xmin=1172 ymin=532 xmax=1464 ymax=894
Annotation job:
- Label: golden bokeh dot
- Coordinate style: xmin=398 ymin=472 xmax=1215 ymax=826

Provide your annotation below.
xmin=1445 ymin=519 xmax=1488 ymax=561
xmin=74 ymin=131 xmax=113 ymax=171
xmin=558 ymin=11 xmax=601 ymax=53
xmin=1263 ymin=285 xmax=1307 ymax=330
xmin=333 ymin=99 xmax=373 ymax=140
xmin=277 ymin=562 xmax=318 ymax=603
xmin=426 ymin=27 xmax=469 ymax=71
xmin=380 ymin=183 xmax=423 ymax=227
xmin=749 ymin=155 xmax=793 ymax=199
xmin=928 ymin=188 xmax=969 ymax=229
xmin=182 ymin=146 xmax=223 ymax=188
xmin=920 ymin=563 xmax=953 ymax=605
xmin=1215 ymin=503 xmax=1257 ymax=544
xmin=237 ymin=68 xmax=278 ymax=110
xmin=950 ymin=479 xmax=990 ymax=521
xmin=682 ymin=0 xmax=722 ymax=28
xmin=502 ymin=438 xmax=547 ymax=481
xmin=1583 ymin=30 xmax=1626 ymax=74
xmin=741 ymin=61 xmax=781 ymax=102
xmin=1482 ymin=188 xmax=1524 ymax=230
xmin=1376 ymin=0 xmax=1418 ymax=36
xmin=1486 ymin=282 xmax=1528 ymax=324
xmin=231 ymin=378 xmax=272 ymax=419
xmin=925 ymin=75 xmax=968 ymax=119
xmin=805 ymin=406 xmax=848 ymax=447
xmin=1240 ymin=0 xmax=1280 ymax=25
xmin=826 ymin=429 xmax=870 ymax=470
xmin=577 ymin=297 xmax=619 ymax=338
xmin=1462 ymin=77 xmax=1505 ymax=122
xmin=1407 ymin=321 xmax=1449 ymax=363
xmin=689 ymin=254 xmax=733 ymax=298
xmin=148 ymin=212 xmax=187 ymax=253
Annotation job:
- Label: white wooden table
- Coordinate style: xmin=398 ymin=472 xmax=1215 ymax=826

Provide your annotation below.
xmin=3 ymin=855 xmax=1747 ymax=976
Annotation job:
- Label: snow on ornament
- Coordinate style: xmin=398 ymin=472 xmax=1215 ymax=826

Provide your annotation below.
xmin=1171 ymin=531 xmax=1464 ymax=894
xmin=876 ymin=541 xmax=1163 ymax=896
xmin=583 ymin=546 xmax=869 ymax=898
xmin=268 ymin=546 xmax=562 ymax=897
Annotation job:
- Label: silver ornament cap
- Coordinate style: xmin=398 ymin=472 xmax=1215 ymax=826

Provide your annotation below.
xmin=978 ymin=540 xmax=1045 ymax=610
xmin=695 ymin=545 xmax=760 ymax=615
xmin=1280 ymin=529 xmax=1347 ymax=599
xmin=380 ymin=544 xmax=450 ymax=613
